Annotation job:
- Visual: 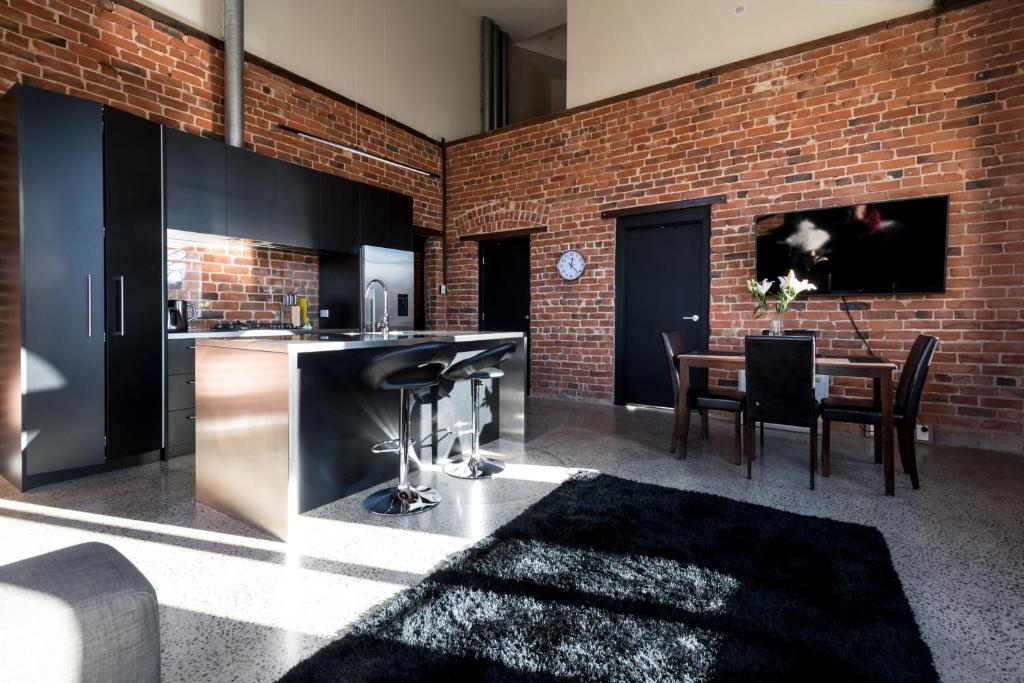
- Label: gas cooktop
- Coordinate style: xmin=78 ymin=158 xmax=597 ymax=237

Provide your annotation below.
xmin=212 ymin=320 xmax=303 ymax=331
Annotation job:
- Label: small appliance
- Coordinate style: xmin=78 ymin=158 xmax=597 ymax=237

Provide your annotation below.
xmin=167 ymin=299 xmax=196 ymax=332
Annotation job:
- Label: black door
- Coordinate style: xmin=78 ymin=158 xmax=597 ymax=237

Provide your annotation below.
xmin=615 ymin=207 xmax=711 ymax=407
xmin=104 ymin=106 xmax=164 ymax=461
xmin=479 ymin=237 xmax=531 ymax=388
xmin=226 ymin=145 xmax=278 ymax=242
xmin=19 ymin=86 xmax=106 ymax=475
xmin=164 ymin=128 xmax=226 ymax=235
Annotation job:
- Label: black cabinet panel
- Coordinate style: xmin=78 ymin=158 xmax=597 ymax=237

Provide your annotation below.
xmin=277 ymin=161 xmax=320 ymax=249
xmin=104 ymin=106 xmax=164 ymax=461
xmin=19 ymin=86 xmax=106 ymax=476
xmin=167 ymin=339 xmax=196 ymax=375
xmin=227 ymin=146 xmax=278 ymax=242
xmin=387 ymin=191 xmax=413 ymax=250
xmin=357 ymin=183 xmax=389 ymax=248
xmin=164 ymin=128 xmax=226 ymax=235
xmin=321 ymin=174 xmax=358 ymax=253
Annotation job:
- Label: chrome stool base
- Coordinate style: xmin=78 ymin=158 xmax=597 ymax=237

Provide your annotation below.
xmin=370 ymin=438 xmax=400 ymax=454
xmin=364 ymin=484 xmax=440 ymax=515
xmin=444 ymin=456 xmax=505 ymax=480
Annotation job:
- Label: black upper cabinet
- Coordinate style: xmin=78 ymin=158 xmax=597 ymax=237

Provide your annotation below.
xmin=103 ymin=107 xmax=164 ymax=462
xmin=227 ymin=145 xmax=278 ymax=242
xmin=387 ymin=191 xmax=413 ymax=250
xmin=358 ymin=183 xmax=390 ymax=248
xmin=277 ymin=161 xmax=320 ymax=249
xmin=321 ymin=173 xmax=358 ymax=253
xmin=164 ymin=128 xmax=226 ymax=235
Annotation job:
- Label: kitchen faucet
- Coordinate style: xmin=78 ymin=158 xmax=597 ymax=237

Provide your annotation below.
xmin=364 ymin=278 xmax=389 ymax=334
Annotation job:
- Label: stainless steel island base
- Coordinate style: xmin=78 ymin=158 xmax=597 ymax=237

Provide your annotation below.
xmin=195 ymin=331 xmax=527 ymax=541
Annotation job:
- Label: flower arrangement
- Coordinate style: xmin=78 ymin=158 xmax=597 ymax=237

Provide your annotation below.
xmin=747 ymin=269 xmax=817 ymax=334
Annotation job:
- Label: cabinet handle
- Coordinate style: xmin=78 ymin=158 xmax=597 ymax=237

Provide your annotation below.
xmin=115 ymin=276 xmax=126 ymax=337
xmin=185 ymin=380 xmax=196 ymax=385
xmin=186 ymin=345 xmax=196 ymax=350
xmin=86 ymin=274 xmax=92 ymax=338
xmin=185 ymin=415 xmax=196 ymax=421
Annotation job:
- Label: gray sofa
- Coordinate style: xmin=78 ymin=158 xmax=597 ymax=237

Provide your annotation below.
xmin=0 ymin=542 xmax=160 ymax=683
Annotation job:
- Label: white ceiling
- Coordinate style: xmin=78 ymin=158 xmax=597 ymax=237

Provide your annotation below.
xmin=455 ymin=0 xmax=568 ymax=41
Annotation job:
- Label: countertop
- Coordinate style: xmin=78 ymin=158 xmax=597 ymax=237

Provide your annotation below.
xmin=167 ymin=329 xmax=305 ymax=340
xmin=194 ymin=330 xmax=525 ymax=354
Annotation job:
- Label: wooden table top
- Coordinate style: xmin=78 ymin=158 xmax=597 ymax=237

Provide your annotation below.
xmin=676 ymin=351 xmax=898 ymax=371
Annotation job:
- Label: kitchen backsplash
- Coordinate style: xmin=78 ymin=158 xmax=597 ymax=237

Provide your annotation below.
xmin=167 ymin=234 xmax=318 ymax=330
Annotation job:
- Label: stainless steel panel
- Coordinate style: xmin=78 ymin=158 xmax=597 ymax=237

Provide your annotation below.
xmin=360 ymin=245 xmax=414 ymax=332
xmin=195 ymin=345 xmax=293 ymax=541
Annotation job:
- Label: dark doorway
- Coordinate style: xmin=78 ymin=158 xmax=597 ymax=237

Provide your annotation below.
xmin=479 ymin=236 xmax=531 ymax=390
xmin=615 ymin=207 xmax=711 ymax=407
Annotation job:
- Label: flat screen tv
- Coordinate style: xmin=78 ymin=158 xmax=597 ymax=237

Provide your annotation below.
xmin=754 ymin=195 xmax=948 ymax=296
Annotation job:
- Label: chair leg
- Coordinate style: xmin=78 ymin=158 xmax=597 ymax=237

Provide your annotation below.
xmin=733 ymin=412 xmax=741 ymax=465
xmin=744 ymin=414 xmax=754 ymax=479
xmin=874 ymin=425 xmax=883 ymax=464
xmin=679 ymin=406 xmax=691 ymax=460
xmin=822 ymin=420 xmax=831 ymax=478
xmin=899 ymin=427 xmax=921 ymax=490
xmin=809 ymin=421 xmax=817 ymax=490
xmin=759 ymin=420 xmax=765 ymax=446
xmin=700 ymin=409 xmax=709 ymax=439
xmin=670 ymin=400 xmax=679 ymax=454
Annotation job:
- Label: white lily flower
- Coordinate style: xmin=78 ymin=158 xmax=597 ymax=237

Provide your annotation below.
xmin=754 ymin=278 xmax=773 ymax=296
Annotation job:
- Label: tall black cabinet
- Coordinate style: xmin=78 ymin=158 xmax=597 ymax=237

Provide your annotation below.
xmin=0 ymin=85 xmax=164 ymax=491
xmin=1 ymin=85 xmax=105 ymax=488
xmin=104 ymin=107 xmax=164 ymax=463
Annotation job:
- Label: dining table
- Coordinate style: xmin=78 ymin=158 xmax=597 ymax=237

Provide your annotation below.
xmin=675 ymin=350 xmax=901 ymax=496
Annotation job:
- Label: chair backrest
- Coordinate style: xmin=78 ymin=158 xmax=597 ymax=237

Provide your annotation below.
xmin=359 ymin=341 xmax=458 ymax=390
xmin=744 ymin=335 xmax=817 ymax=427
xmin=895 ymin=335 xmax=938 ymax=424
xmin=443 ymin=342 xmax=517 ymax=381
xmin=661 ymin=331 xmax=708 ymax=404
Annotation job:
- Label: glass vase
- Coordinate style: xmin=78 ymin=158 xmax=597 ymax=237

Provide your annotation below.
xmin=768 ymin=316 xmax=785 ymax=336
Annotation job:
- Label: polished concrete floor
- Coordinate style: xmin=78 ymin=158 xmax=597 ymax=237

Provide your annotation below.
xmin=1 ymin=397 xmax=1021 ymax=682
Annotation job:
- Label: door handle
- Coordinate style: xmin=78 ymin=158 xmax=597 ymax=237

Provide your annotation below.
xmin=683 ymin=314 xmax=700 ymax=322
xmin=115 ymin=276 xmax=126 ymax=336
xmin=86 ymin=274 xmax=93 ymax=338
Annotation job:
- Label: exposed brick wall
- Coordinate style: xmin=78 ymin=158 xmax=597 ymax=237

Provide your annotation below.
xmin=445 ymin=0 xmax=1024 ymax=452
xmin=0 ymin=0 xmax=443 ymax=321
xmin=167 ymin=237 xmax=318 ymax=330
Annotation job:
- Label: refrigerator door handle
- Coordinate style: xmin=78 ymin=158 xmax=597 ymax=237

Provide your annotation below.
xmin=87 ymin=274 xmax=93 ymax=338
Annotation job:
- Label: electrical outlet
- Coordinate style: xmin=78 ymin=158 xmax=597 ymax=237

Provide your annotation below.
xmin=319 ymin=309 xmax=329 ymax=318
xmin=864 ymin=425 xmax=874 ymax=438
xmin=915 ymin=423 xmax=931 ymax=443
xmin=439 ymin=284 xmax=447 ymax=294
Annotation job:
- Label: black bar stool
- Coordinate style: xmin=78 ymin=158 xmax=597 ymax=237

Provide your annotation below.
xmin=359 ymin=341 xmax=458 ymax=515
xmin=442 ymin=342 xmax=517 ymax=479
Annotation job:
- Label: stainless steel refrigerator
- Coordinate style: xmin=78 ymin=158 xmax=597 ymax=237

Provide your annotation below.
xmin=360 ymin=246 xmax=414 ymax=332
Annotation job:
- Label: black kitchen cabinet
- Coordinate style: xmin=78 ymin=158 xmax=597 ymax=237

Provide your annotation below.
xmin=104 ymin=106 xmax=164 ymax=463
xmin=277 ymin=161 xmax=321 ymax=249
xmin=357 ymin=183 xmax=390 ymax=248
xmin=227 ymin=145 xmax=278 ymax=242
xmin=387 ymin=190 xmax=413 ymax=250
xmin=321 ymin=173 xmax=358 ymax=253
xmin=164 ymin=127 xmax=226 ymax=235
xmin=1 ymin=85 xmax=106 ymax=487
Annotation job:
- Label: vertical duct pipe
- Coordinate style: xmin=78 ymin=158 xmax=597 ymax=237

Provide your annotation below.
xmin=223 ymin=0 xmax=244 ymax=147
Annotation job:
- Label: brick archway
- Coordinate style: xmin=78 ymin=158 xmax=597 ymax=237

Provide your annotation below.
xmin=451 ymin=199 xmax=549 ymax=238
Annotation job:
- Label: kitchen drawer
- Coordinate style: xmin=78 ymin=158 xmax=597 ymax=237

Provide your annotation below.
xmin=167 ymin=408 xmax=196 ymax=448
xmin=167 ymin=339 xmax=196 ymax=375
xmin=168 ymin=373 xmax=195 ymax=411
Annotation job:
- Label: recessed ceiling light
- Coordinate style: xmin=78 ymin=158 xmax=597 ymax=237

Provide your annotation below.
xmin=735 ymin=4 xmax=747 ymax=15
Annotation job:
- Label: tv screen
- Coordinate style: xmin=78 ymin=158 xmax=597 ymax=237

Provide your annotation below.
xmin=754 ymin=195 xmax=948 ymax=296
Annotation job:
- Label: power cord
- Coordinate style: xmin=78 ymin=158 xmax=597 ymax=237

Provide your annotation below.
xmin=842 ymin=296 xmax=875 ymax=357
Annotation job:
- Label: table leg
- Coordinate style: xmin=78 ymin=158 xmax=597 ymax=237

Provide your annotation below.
xmin=872 ymin=377 xmax=883 ymax=464
xmin=676 ymin=360 xmax=690 ymax=460
xmin=881 ymin=370 xmax=895 ymax=496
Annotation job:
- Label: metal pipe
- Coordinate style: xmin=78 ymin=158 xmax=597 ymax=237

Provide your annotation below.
xmin=223 ymin=0 xmax=244 ymax=147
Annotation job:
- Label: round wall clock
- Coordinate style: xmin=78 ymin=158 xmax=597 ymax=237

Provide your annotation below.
xmin=557 ymin=250 xmax=586 ymax=281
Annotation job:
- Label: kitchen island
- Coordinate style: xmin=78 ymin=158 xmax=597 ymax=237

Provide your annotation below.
xmin=194 ymin=331 xmax=526 ymax=540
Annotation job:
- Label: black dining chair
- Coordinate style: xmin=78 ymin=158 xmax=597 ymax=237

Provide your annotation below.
xmin=820 ymin=334 xmax=937 ymax=489
xmin=743 ymin=335 xmax=820 ymax=489
xmin=755 ymin=329 xmax=819 ymax=445
xmin=662 ymin=331 xmax=745 ymax=463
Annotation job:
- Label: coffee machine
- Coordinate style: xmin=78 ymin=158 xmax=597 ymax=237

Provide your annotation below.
xmin=167 ymin=299 xmax=196 ymax=332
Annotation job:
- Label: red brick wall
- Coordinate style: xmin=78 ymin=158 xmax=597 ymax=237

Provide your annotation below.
xmin=445 ymin=0 xmax=1024 ymax=452
xmin=167 ymin=237 xmax=318 ymax=329
xmin=0 ymin=0 xmax=443 ymax=319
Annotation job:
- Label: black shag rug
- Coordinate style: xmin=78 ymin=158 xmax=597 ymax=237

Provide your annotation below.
xmin=280 ymin=473 xmax=937 ymax=682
